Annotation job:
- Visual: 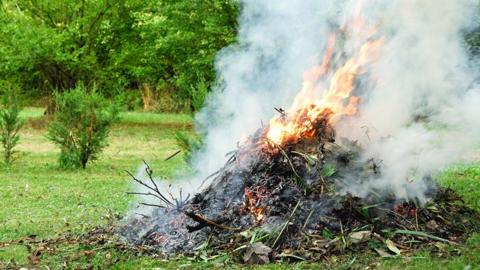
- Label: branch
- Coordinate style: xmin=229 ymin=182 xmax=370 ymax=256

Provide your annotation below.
xmin=142 ymin=160 xmax=161 ymax=194
xmin=164 ymin=150 xmax=181 ymax=161
xmin=126 ymin=191 xmax=165 ymax=201
xmin=184 ymin=211 xmax=240 ymax=232
xmin=140 ymin=202 xmax=165 ymax=208
xmin=125 ymin=170 xmax=173 ymax=206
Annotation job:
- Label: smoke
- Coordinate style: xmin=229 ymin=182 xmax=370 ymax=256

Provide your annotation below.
xmin=335 ymin=0 xmax=480 ymax=202
xmin=190 ymin=0 xmax=480 ymax=202
xmin=131 ymin=0 xmax=480 ymax=206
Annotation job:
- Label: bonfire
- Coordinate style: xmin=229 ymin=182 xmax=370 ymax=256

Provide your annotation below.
xmin=121 ymin=10 xmax=479 ymax=265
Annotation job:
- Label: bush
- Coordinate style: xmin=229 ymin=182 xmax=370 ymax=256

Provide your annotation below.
xmin=0 ymin=104 xmax=23 ymax=166
xmin=190 ymin=78 xmax=209 ymax=113
xmin=47 ymin=84 xmax=119 ymax=169
xmin=116 ymin=89 xmax=143 ymax=111
xmin=175 ymin=131 xmax=202 ymax=162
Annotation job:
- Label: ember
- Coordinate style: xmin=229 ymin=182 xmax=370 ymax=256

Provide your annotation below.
xmin=243 ymin=186 xmax=268 ymax=223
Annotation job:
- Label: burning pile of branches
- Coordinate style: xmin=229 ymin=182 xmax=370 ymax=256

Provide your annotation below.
xmin=120 ymin=112 xmax=479 ymax=263
xmin=120 ymin=13 xmax=479 ymax=263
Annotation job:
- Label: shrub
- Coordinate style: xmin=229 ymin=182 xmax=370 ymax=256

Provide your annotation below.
xmin=190 ymin=78 xmax=209 ymax=113
xmin=116 ymin=89 xmax=143 ymax=111
xmin=0 ymin=104 xmax=23 ymax=166
xmin=155 ymin=87 xmax=187 ymax=113
xmin=175 ymin=131 xmax=202 ymax=162
xmin=47 ymin=84 xmax=119 ymax=169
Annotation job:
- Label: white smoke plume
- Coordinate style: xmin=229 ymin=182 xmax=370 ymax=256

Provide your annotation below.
xmin=132 ymin=0 xmax=480 ymax=207
xmin=336 ymin=0 xmax=480 ymax=202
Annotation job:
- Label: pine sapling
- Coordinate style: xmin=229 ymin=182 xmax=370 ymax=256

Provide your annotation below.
xmin=0 ymin=105 xmax=23 ymax=165
xmin=47 ymin=84 xmax=119 ymax=169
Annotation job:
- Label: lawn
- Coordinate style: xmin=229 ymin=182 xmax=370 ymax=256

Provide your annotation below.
xmin=0 ymin=108 xmax=479 ymax=269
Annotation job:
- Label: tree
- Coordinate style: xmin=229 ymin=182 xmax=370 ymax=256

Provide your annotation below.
xmin=0 ymin=104 xmax=23 ymax=166
xmin=47 ymin=84 xmax=119 ymax=169
xmin=0 ymin=0 xmax=239 ymax=111
xmin=110 ymin=0 xmax=239 ymax=111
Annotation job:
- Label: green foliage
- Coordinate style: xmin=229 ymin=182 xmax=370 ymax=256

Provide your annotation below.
xmin=47 ymin=84 xmax=119 ymax=169
xmin=191 ymin=79 xmax=209 ymax=113
xmin=0 ymin=0 xmax=238 ymax=111
xmin=152 ymin=86 xmax=187 ymax=113
xmin=322 ymin=164 xmax=337 ymax=178
xmin=0 ymin=104 xmax=23 ymax=166
xmin=175 ymin=131 xmax=202 ymax=162
xmin=116 ymin=90 xmax=143 ymax=111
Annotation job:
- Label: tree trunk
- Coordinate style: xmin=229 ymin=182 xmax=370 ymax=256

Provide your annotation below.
xmin=44 ymin=95 xmax=56 ymax=115
xmin=141 ymin=83 xmax=155 ymax=111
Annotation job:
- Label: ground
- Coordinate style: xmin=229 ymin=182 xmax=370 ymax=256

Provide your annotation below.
xmin=0 ymin=108 xmax=479 ymax=269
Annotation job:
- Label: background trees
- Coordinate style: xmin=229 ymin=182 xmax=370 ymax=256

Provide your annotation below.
xmin=1 ymin=1 xmax=480 ymax=113
xmin=0 ymin=0 xmax=238 ymax=112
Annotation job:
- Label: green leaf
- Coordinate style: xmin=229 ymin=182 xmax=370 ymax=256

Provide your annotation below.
xmin=322 ymin=164 xmax=337 ymax=178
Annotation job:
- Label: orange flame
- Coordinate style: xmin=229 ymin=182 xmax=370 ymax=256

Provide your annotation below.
xmin=265 ymin=31 xmax=384 ymax=147
xmin=243 ymin=186 xmax=267 ymax=222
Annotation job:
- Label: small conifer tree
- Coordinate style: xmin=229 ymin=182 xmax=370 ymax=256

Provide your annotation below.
xmin=0 ymin=104 xmax=23 ymax=166
xmin=47 ymin=84 xmax=119 ymax=169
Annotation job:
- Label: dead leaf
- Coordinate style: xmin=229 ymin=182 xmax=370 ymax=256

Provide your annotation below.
xmin=239 ymin=230 xmax=252 ymax=238
xmin=434 ymin=242 xmax=447 ymax=251
xmin=277 ymin=251 xmax=307 ymax=261
xmin=37 ymin=245 xmax=46 ymax=252
xmin=385 ymin=240 xmax=401 ymax=255
xmin=83 ymin=250 xmax=96 ymax=258
xmin=243 ymin=242 xmax=271 ymax=264
xmin=426 ymin=220 xmax=439 ymax=230
xmin=374 ymin=248 xmax=393 ymax=258
xmin=308 ymin=247 xmax=327 ymax=255
xmin=313 ymin=239 xmax=330 ymax=247
xmin=27 ymin=254 xmax=40 ymax=265
xmin=349 ymin=231 xmax=371 ymax=244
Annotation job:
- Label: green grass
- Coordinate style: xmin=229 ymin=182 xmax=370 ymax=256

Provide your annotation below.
xmin=19 ymin=106 xmax=194 ymax=124
xmin=438 ymin=164 xmax=480 ymax=210
xmin=1 ymin=108 xmax=192 ymax=268
xmin=18 ymin=107 xmax=44 ymax=119
xmin=0 ymin=107 xmax=479 ymax=269
xmin=119 ymin=111 xmax=193 ymax=125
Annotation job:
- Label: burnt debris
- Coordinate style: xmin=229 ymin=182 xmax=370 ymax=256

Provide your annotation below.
xmin=120 ymin=115 xmax=479 ymax=263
